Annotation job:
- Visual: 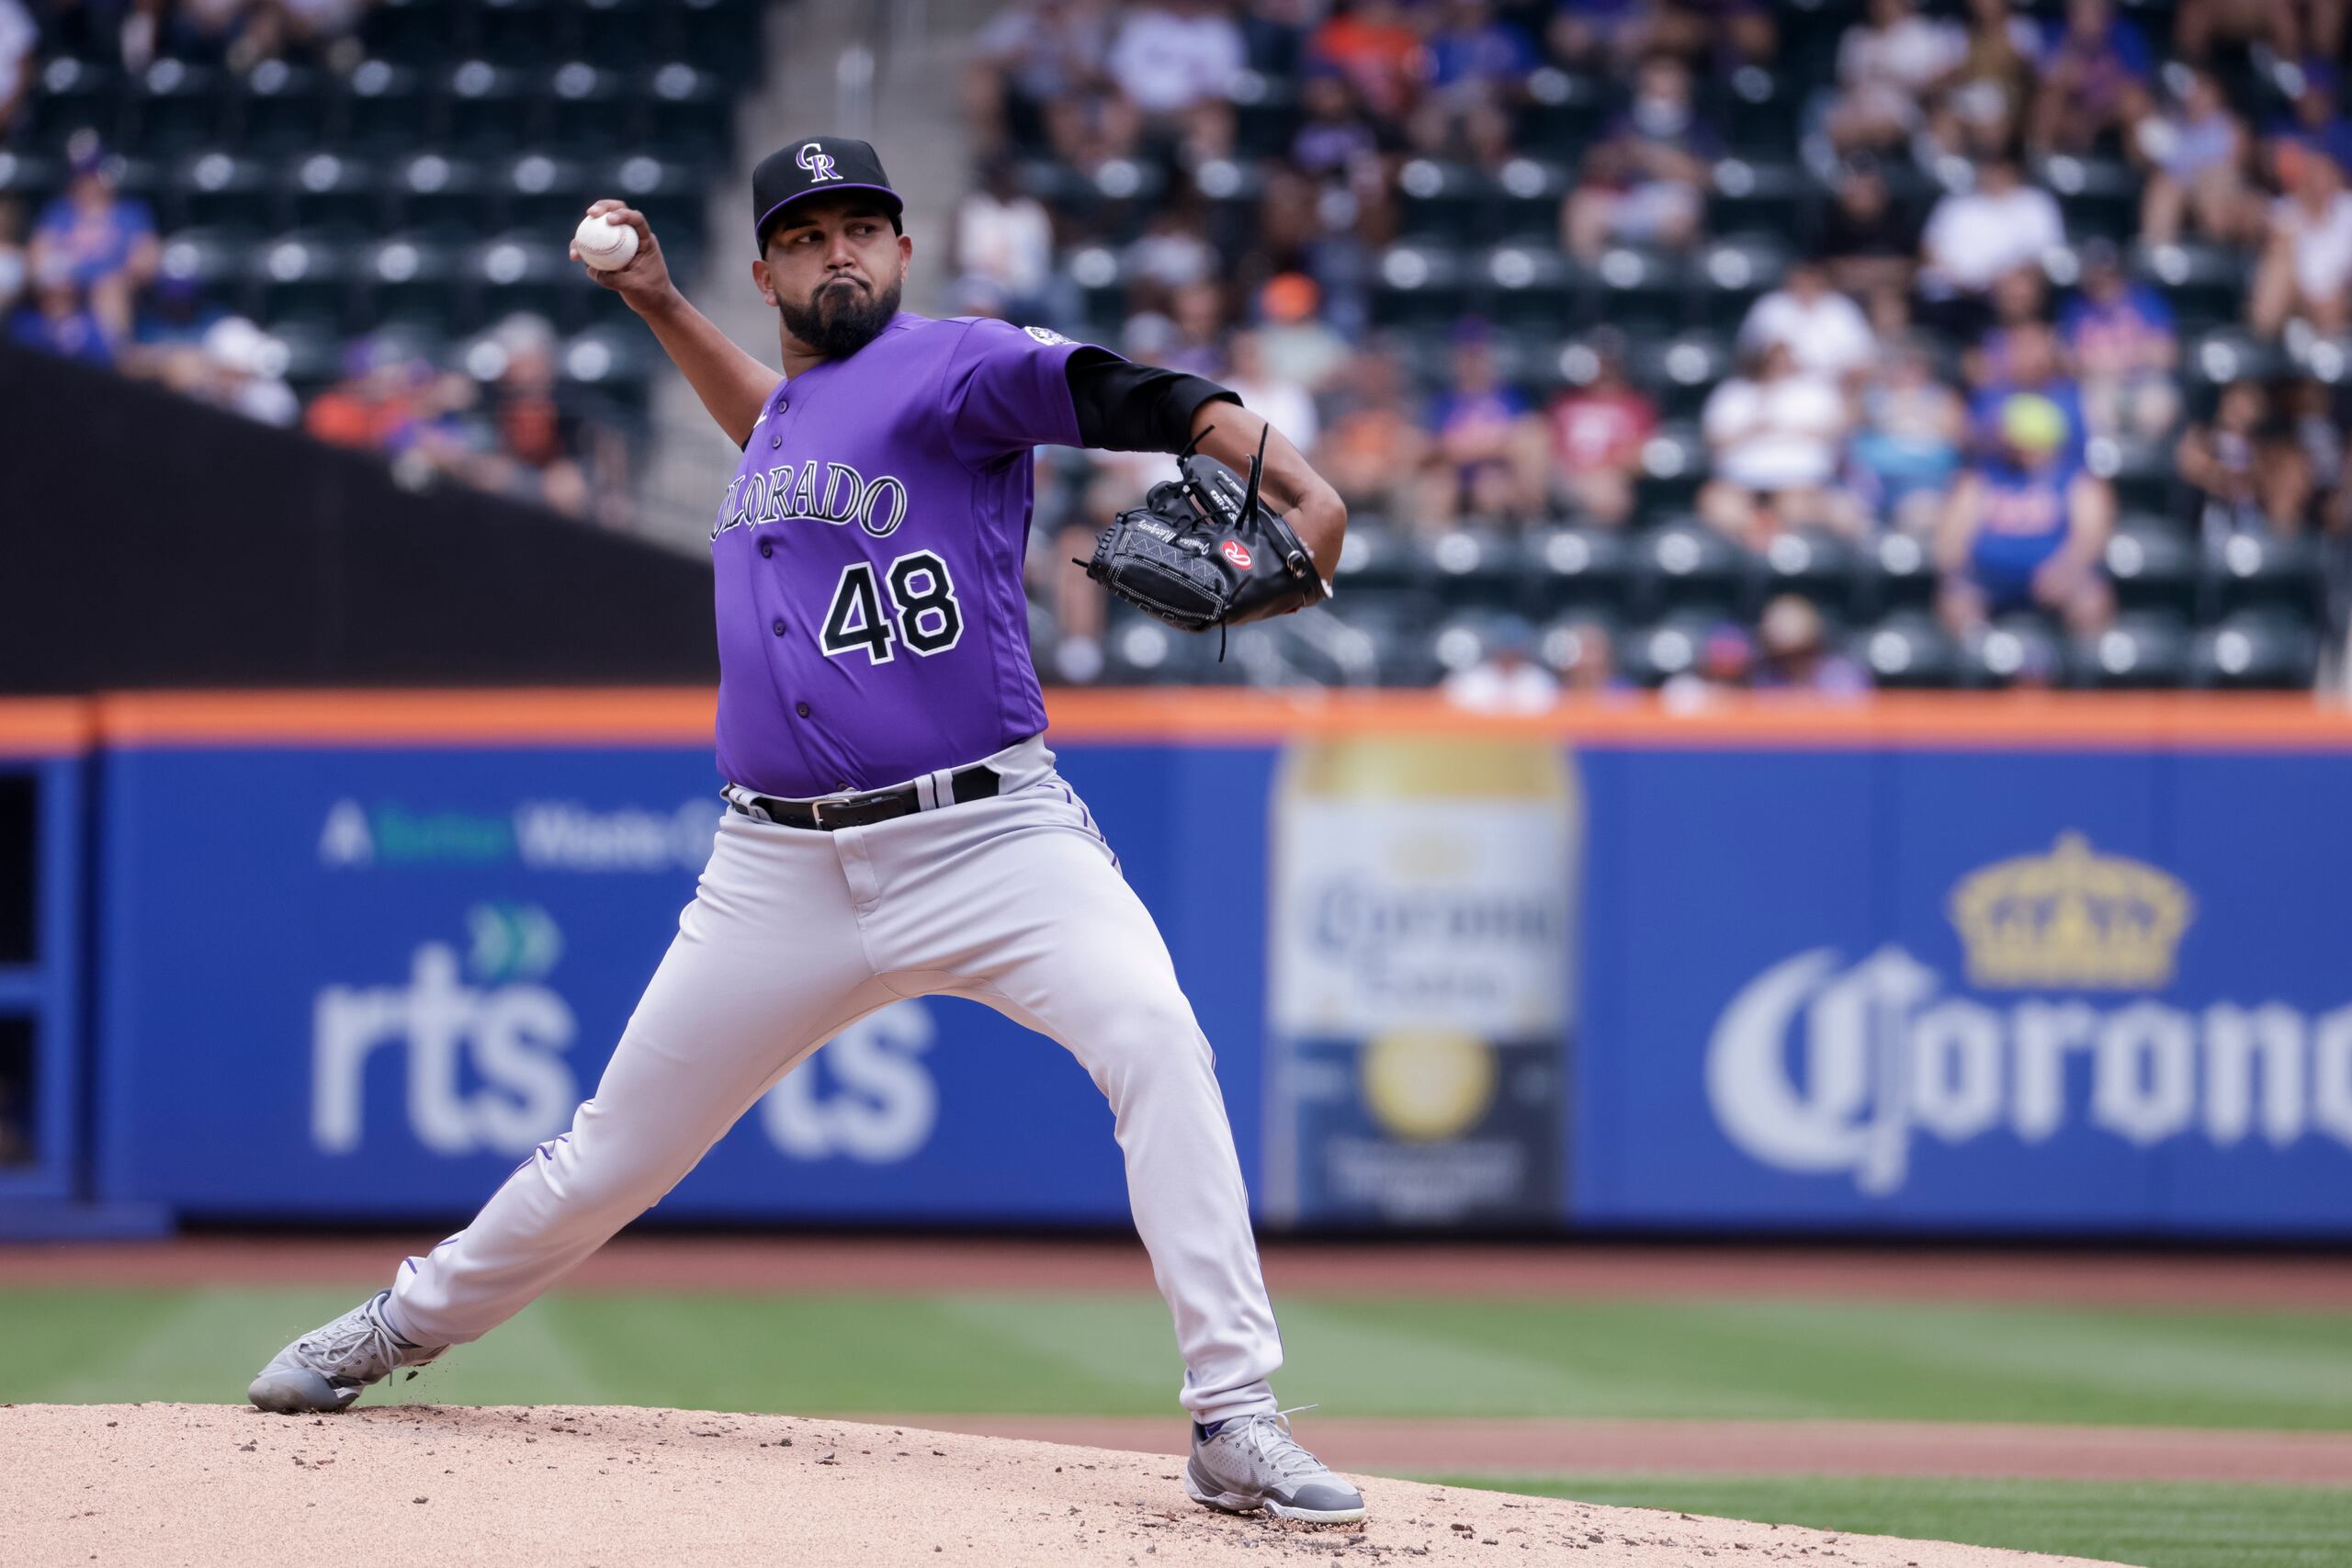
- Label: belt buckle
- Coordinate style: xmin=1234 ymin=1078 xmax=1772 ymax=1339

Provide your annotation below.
xmin=808 ymin=796 xmax=839 ymax=829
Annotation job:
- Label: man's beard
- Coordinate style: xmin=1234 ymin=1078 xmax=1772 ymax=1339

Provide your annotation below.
xmin=778 ymin=274 xmax=903 ymax=359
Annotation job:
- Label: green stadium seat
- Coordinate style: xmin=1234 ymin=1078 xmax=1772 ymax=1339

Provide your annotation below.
xmin=1854 ymin=611 xmax=1960 ymax=688
xmin=2074 ymin=611 xmax=2194 ymax=688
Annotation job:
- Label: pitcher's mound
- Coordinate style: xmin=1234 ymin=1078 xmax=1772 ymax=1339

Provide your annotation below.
xmin=3 ymin=1403 xmax=2123 ymax=1567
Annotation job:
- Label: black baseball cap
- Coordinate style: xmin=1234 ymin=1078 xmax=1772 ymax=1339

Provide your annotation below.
xmin=752 ymin=136 xmax=903 ymax=250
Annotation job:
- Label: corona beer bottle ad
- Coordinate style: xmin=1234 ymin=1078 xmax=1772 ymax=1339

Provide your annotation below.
xmin=1264 ymin=737 xmax=1579 ymax=1226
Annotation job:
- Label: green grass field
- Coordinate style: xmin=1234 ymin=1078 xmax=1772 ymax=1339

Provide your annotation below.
xmin=1433 ymin=1476 xmax=2352 ymax=1568
xmin=5 ymin=1285 xmax=2347 ymax=1567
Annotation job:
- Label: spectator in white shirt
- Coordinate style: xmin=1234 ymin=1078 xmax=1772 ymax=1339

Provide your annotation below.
xmin=1828 ymin=0 xmax=1968 ymax=152
xmin=1442 ymin=617 xmax=1562 ymax=713
xmin=1107 ymin=0 xmax=1244 ymax=116
xmin=1920 ymin=155 xmax=2065 ymax=301
xmin=0 ymin=0 xmax=34 ymax=135
xmin=1699 ymin=342 xmax=1860 ymax=544
xmin=953 ymin=158 xmax=1058 ymax=321
xmin=1739 ymin=261 xmax=1879 ymax=385
xmin=2252 ymin=150 xmax=2352 ymax=338
xmin=1222 ymin=329 xmax=1319 ymax=458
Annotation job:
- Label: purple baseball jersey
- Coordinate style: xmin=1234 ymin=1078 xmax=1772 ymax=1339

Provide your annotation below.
xmin=710 ymin=312 xmax=1092 ymax=797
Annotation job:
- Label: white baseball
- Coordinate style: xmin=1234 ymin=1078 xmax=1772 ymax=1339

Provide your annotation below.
xmin=572 ymin=213 xmax=639 ymax=271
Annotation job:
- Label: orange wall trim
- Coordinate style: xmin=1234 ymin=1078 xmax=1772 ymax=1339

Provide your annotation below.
xmin=0 ymin=687 xmax=2330 ymax=751
xmin=0 ymin=697 xmax=96 ymax=756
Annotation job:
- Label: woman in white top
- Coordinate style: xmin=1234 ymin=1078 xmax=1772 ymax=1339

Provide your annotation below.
xmin=1699 ymin=342 xmax=1861 ymax=544
xmin=2252 ymin=151 xmax=2352 ymax=336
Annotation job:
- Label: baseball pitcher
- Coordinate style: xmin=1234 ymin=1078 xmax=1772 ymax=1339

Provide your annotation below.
xmin=247 ymin=135 xmax=1363 ymax=1525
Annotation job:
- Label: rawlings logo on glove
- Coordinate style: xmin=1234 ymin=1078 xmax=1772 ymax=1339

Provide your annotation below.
xmin=1081 ymin=426 xmax=1330 ymax=637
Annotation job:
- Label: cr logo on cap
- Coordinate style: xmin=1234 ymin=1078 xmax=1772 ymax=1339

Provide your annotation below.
xmin=797 ymin=141 xmax=842 ymax=182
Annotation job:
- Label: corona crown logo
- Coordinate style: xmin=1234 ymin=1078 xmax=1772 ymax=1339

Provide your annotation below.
xmin=1947 ymin=832 xmax=2192 ymax=990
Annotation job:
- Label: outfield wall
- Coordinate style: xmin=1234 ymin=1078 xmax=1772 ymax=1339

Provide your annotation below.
xmin=12 ymin=692 xmax=2352 ymax=1236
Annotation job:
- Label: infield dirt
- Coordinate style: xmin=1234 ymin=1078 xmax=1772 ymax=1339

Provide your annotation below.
xmin=2 ymin=1402 xmax=2130 ymax=1568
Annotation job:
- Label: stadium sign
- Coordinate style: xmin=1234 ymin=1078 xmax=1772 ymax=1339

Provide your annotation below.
xmin=1705 ymin=836 xmax=2352 ymax=1195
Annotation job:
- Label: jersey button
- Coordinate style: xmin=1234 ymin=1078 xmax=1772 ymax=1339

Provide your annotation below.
xmin=759 ymin=539 xmax=773 ymax=558
xmin=772 ymin=618 xmax=786 ymax=637
xmin=795 ymin=702 xmax=811 ymax=718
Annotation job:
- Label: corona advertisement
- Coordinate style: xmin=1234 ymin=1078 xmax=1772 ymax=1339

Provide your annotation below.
xmin=1574 ymin=745 xmax=2352 ymax=1235
xmin=1263 ymin=737 xmax=1579 ymax=1227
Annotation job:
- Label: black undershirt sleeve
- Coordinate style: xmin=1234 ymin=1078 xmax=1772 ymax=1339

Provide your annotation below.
xmin=1065 ymin=347 xmax=1240 ymax=455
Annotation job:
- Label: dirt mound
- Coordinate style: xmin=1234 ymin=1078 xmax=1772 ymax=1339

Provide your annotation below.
xmin=2 ymin=1403 xmax=2124 ymax=1568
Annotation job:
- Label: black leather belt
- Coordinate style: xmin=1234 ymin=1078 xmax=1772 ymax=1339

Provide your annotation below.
xmin=727 ymin=763 xmax=1001 ymax=831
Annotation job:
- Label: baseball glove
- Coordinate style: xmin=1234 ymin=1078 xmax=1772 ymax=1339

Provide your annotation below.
xmin=1081 ymin=427 xmax=1330 ymax=637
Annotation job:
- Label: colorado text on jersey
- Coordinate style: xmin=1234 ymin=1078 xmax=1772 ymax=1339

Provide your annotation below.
xmin=712 ymin=458 xmax=911 ymax=541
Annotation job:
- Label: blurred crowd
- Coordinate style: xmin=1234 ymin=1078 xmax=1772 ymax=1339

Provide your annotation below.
xmin=0 ymin=0 xmax=628 ymax=523
xmin=959 ymin=0 xmax=2352 ymax=693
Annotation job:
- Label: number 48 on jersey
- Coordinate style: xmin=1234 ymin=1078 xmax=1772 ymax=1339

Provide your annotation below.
xmin=820 ymin=548 xmax=964 ymax=663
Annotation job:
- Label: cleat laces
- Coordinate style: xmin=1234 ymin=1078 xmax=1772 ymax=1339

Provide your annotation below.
xmin=1228 ymin=1406 xmax=1329 ymax=1483
xmin=299 ymin=1297 xmax=413 ymax=1387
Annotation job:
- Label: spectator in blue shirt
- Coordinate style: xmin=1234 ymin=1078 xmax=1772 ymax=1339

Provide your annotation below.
xmin=2058 ymin=239 xmax=2180 ymax=439
xmin=28 ymin=135 xmax=158 ymax=342
xmin=2030 ymin=0 xmax=2154 ymax=153
xmin=1969 ymin=320 xmax=2089 ymax=471
xmin=9 ymin=256 xmax=115 ymax=368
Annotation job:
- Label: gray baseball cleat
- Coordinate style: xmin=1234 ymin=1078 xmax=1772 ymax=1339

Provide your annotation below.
xmin=1184 ymin=1408 xmax=1367 ymax=1524
xmin=247 ymin=1290 xmax=446 ymax=1414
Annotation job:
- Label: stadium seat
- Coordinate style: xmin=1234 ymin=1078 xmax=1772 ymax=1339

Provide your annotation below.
xmin=1526 ymin=525 xmax=1633 ymax=613
xmin=2132 ymin=240 xmax=2253 ymax=332
xmin=436 ymin=60 xmax=535 ymax=152
xmin=0 ymin=149 xmax=64 ymax=210
xmin=231 ymin=60 xmax=332 ymax=155
xmin=1634 ymin=426 xmax=1707 ymax=515
xmin=471 ymin=230 xmax=586 ymax=329
xmin=1753 ymin=528 xmax=1861 ymax=616
xmin=2074 ymin=611 xmax=2194 ymax=688
xmin=642 ymin=63 xmax=730 ymax=160
xmin=1623 ymin=608 xmax=1739 ymax=686
xmin=1706 ymin=158 xmax=1807 ymax=239
xmin=2036 ymin=153 xmax=2137 ymax=240
xmin=1695 ymin=233 xmax=1792 ymax=330
xmin=1587 ymin=246 xmax=1688 ymax=335
xmin=503 ymin=152 xmax=594 ymax=233
xmin=2185 ymin=329 xmax=2289 ymax=389
xmin=366 ymin=0 xmax=467 ymax=66
xmin=389 ymin=151 xmax=489 ymax=236
xmin=2205 ymin=531 xmax=2324 ymax=615
xmin=2102 ymin=514 xmax=2198 ymax=613
xmin=1415 ymin=527 xmax=1524 ymax=606
xmin=356 ymin=233 xmax=464 ymax=328
xmin=1518 ymin=68 xmax=1607 ymax=158
xmin=544 ymin=62 xmax=631 ymax=157
xmin=156 ymin=227 xmax=255 ymax=295
xmin=1853 ymin=611 xmax=1960 ymax=688
xmin=2190 ymin=608 xmax=2323 ymax=688
xmin=577 ymin=0 xmax=662 ymax=72
xmin=284 ymin=152 xmax=387 ymax=234
xmin=1396 ymin=159 xmax=1487 ymax=241
xmin=1331 ymin=517 xmax=1418 ymax=593
xmin=339 ymin=60 xmax=430 ymax=155
xmin=125 ymin=60 xmax=226 ymax=154
xmin=1478 ymin=241 xmax=1575 ymax=329
xmin=1632 ymin=520 xmax=1748 ymax=615
xmin=247 ymin=231 xmax=355 ymax=327
xmin=1493 ymin=156 xmax=1572 ymax=237
xmin=171 ymin=149 xmax=277 ymax=232
xmin=1372 ymin=242 xmax=1470 ymax=327
xmin=1315 ymin=590 xmax=1445 ymax=686
xmin=25 ymin=57 xmax=127 ymax=152
xmin=1535 ymin=609 xmax=1623 ymax=682
xmin=1959 ymin=611 xmax=2068 ymax=689
xmin=1627 ymin=331 xmax=1734 ymax=421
